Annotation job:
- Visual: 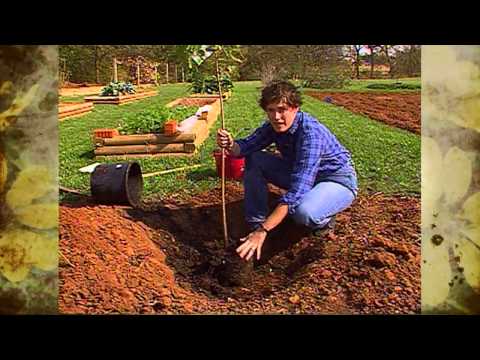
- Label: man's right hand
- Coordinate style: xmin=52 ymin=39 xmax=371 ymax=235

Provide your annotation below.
xmin=217 ymin=129 xmax=234 ymax=150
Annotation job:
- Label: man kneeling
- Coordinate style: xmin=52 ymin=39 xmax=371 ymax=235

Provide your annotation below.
xmin=217 ymin=81 xmax=358 ymax=261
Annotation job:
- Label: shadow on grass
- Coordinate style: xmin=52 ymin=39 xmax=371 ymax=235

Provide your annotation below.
xmin=186 ymin=168 xmax=218 ymax=181
xmin=80 ymin=150 xmax=95 ymax=160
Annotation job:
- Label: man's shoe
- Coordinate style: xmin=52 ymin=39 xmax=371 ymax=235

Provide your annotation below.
xmin=312 ymin=215 xmax=336 ymax=237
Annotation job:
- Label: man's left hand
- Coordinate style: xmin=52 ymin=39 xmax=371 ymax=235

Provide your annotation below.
xmin=236 ymin=230 xmax=267 ymax=261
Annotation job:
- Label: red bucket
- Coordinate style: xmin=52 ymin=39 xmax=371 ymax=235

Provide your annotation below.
xmin=213 ymin=150 xmax=245 ymax=180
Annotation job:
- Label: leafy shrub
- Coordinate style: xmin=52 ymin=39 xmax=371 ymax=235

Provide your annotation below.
xmin=189 ymin=74 xmax=234 ymax=94
xmin=100 ymin=81 xmax=136 ymax=96
xmin=119 ymin=105 xmax=198 ymax=135
xmin=190 ymin=72 xmax=205 ymax=94
xmin=204 ymin=75 xmax=234 ymax=94
xmin=169 ymin=105 xmax=199 ymax=122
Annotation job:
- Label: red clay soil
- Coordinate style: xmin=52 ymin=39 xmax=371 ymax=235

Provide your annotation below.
xmin=306 ymin=92 xmax=420 ymax=134
xmin=59 ymin=183 xmax=420 ymax=314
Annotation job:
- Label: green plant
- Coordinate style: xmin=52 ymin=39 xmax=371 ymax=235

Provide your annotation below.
xmin=190 ymin=70 xmax=205 ymax=94
xmin=169 ymin=105 xmax=198 ymax=121
xmin=100 ymin=81 xmax=136 ymax=96
xmin=118 ymin=105 xmax=197 ymax=135
xmin=119 ymin=106 xmax=170 ymax=134
xmin=189 ymin=74 xmax=234 ymax=94
xmin=204 ymin=75 xmax=234 ymax=94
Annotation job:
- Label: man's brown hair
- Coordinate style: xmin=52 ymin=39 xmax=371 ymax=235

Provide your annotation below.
xmin=259 ymin=80 xmax=302 ymax=110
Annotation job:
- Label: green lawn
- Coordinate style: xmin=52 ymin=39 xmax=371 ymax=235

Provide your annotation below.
xmin=302 ymin=94 xmax=420 ymax=194
xmin=303 ymin=77 xmax=421 ymax=93
xmin=60 ymin=95 xmax=86 ymax=102
xmin=59 ymin=81 xmax=420 ymax=200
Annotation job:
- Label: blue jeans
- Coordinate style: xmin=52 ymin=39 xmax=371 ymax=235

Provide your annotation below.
xmin=244 ymin=151 xmax=358 ymax=230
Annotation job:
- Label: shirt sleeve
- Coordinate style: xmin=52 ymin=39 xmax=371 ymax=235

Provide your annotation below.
xmin=236 ymin=121 xmax=274 ymax=157
xmin=278 ymin=129 xmax=323 ymax=214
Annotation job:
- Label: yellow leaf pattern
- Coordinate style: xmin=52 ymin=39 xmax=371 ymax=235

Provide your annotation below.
xmin=423 ymin=45 xmax=480 ymax=314
xmin=1 ymin=47 xmax=58 ymax=288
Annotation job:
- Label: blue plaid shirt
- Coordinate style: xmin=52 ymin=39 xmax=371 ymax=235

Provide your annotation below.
xmin=236 ymin=111 xmax=353 ymax=214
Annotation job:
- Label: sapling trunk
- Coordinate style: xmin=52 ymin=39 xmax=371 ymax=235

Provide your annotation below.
xmin=215 ymin=54 xmax=229 ymax=248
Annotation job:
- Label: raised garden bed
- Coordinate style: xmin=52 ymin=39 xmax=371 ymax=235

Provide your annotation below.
xmin=84 ymin=90 xmax=158 ymax=105
xmin=189 ymin=90 xmax=232 ymax=100
xmin=94 ymin=96 xmax=220 ymax=158
xmin=59 ymin=102 xmax=94 ymax=120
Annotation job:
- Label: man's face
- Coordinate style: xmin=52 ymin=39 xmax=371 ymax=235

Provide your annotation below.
xmin=265 ymin=99 xmax=299 ymax=133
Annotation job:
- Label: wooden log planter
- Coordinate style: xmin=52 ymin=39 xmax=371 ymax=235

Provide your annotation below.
xmin=84 ymin=90 xmax=158 ymax=105
xmin=94 ymin=97 xmax=221 ymax=159
xmin=59 ymin=102 xmax=94 ymax=120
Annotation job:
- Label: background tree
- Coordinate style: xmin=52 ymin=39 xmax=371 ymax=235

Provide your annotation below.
xmin=297 ymin=45 xmax=350 ymax=88
xmin=392 ymin=45 xmax=421 ymax=77
xmin=351 ymin=45 xmax=364 ymax=79
xmin=239 ymin=45 xmax=350 ymax=88
xmin=59 ymin=45 xmax=163 ymax=84
xmin=365 ymin=45 xmax=383 ymax=78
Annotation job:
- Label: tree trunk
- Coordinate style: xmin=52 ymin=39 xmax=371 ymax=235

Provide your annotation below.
xmin=370 ymin=51 xmax=375 ymax=79
xmin=174 ymin=64 xmax=178 ymax=83
xmin=355 ymin=50 xmax=360 ymax=79
xmin=166 ymin=63 xmax=169 ymax=83
xmin=182 ymin=66 xmax=185 ymax=82
xmin=261 ymin=63 xmax=276 ymax=85
xmin=94 ymin=46 xmax=100 ymax=84
xmin=408 ymin=46 xmax=416 ymax=77
xmin=136 ymin=61 xmax=140 ymax=86
xmin=384 ymin=45 xmax=394 ymax=79
xmin=352 ymin=46 xmax=361 ymax=79
xmin=113 ymin=57 xmax=118 ymax=83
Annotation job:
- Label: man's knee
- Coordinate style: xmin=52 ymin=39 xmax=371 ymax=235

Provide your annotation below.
xmin=291 ymin=202 xmax=315 ymax=227
xmin=292 ymin=202 xmax=332 ymax=229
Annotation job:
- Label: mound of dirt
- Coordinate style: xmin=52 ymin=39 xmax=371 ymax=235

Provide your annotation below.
xmin=59 ymin=183 xmax=420 ymax=314
xmin=306 ymin=92 xmax=420 ymax=134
